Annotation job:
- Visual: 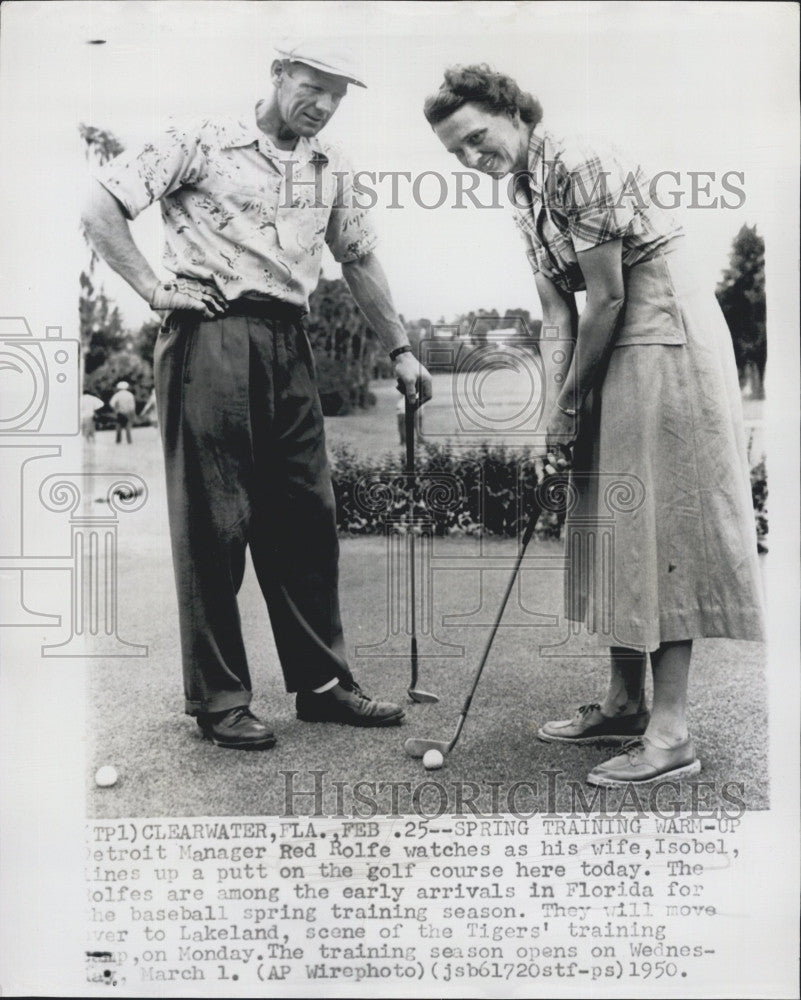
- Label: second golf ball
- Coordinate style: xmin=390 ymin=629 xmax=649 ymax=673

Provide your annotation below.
xmin=423 ymin=749 xmax=444 ymax=770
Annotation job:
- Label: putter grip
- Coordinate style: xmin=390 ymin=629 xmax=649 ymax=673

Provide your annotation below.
xmin=522 ymin=472 xmax=566 ymax=544
xmin=522 ymin=510 xmax=539 ymax=546
xmin=405 ymin=399 xmax=414 ymax=472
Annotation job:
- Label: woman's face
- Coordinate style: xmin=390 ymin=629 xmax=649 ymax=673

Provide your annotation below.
xmin=432 ymin=102 xmax=527 ymax=177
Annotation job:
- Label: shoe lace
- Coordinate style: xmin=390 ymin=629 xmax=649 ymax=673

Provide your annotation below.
xmin=202 ymin=705 xmax=254 ymax=725
xmin=226 ymin=706 xmax=253 ymax=723
xmin=343 ymin=679 xmax=373 ymax=704
xmin=577 ymin=702 xmax=601 ymax=716
xmin=620 ymin=738 xmax=646 ymax=759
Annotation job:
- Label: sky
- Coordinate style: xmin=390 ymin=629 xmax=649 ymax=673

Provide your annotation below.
xmin=0 ymin=0 xmax=797 ymax=333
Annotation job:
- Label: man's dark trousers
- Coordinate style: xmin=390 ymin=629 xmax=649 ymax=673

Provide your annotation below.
xmin=115 ymin=413 xmax=132 ymax=444
xmin=154 ymin=300 xmax=354 ymax=716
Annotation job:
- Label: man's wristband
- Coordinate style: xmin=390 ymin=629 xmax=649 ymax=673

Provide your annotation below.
xmin=389 ymin=344 xmax=413 ymax=362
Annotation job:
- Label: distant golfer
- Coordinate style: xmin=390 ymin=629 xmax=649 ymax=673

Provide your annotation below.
xmin=80 ymin=392 xmax=103 ymax=440
xmin=108 ymin=381 xmax=136 ymax=444
xmin=82 ymin=40 xmax=433 ymax=749
xmin=425 ymin=65 xmax=764 ymax=786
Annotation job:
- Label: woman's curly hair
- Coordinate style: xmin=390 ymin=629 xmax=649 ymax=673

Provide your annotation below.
xmin=424 ymin=64 xmax=543 ymax=127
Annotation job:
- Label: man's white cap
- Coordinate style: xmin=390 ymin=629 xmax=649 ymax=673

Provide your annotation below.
xmin=116 ymin=381 xmax=130 ymax=389
xmin=274 ymin=40 xmax=367 ymax=88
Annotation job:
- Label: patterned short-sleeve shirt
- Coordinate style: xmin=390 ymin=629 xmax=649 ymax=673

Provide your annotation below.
xmin=512 ymin=124 xmax=683 ymax=293
xmin=96 ymin=103 xmax=378 ymax=310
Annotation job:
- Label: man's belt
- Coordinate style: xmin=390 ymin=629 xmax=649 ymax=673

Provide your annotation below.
xmin=225 ymin=295 xmax=306 ymax=324
xmin=176 ymin=275 xmax=305 ymax=324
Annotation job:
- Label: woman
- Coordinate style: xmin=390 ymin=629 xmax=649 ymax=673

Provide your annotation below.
xmin=424 ymin=66 xmax=764 ymax=786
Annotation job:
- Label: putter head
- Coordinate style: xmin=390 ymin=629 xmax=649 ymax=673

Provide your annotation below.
xmin=404 ymin=737 xmax=451 ymax=758
xmin=407 ymin=688 xmax=439 ymax=704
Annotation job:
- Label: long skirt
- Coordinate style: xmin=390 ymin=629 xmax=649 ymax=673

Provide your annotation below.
xmin=565 ymin=240 xmax=765 ymax=652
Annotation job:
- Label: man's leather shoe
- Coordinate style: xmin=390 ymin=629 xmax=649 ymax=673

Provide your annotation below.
xmin=296 ymin=680 xmax=404 ymax=727
xmin=197 ymin=706 xmax=276 ymax=750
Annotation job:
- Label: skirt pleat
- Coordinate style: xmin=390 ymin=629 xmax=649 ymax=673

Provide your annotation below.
xmin=565 ymin=241 xmax=765 ymax=651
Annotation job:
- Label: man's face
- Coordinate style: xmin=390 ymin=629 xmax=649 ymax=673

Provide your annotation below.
xmin=274 ymin=61 xmax=348 ymax=137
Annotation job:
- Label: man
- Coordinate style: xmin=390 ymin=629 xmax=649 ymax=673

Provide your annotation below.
xmin=82 ymin=41 xmax=433 ymax=750
xmin=108 ymin=380 xmax=136 ymax=444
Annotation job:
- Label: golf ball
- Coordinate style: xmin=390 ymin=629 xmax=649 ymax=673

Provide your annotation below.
xmin=423 ymin=749 xmax=444 ymax=770
xmin=95 ymin=765 xmax=118 ymax=787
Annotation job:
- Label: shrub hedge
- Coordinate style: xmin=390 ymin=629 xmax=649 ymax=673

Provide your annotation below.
xmin=330 ymin=441 xmax=767 ymax=549
xmin=330 ymin=442 xmax=563 ymax=539
xmin=750 ymin=459 xmax=768 ymax=552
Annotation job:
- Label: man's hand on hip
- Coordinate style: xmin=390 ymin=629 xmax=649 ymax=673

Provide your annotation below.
xmin=394 ymin=353 xmax=433 ymax=407
xmin=149 ymin=277 xmax=227 ymax=319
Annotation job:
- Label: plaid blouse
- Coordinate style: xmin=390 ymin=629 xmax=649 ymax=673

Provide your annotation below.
xmin=512 ymin=124 xmax=683 ymax=293
xmin=96 ymin=104 xmax=377 ymax=310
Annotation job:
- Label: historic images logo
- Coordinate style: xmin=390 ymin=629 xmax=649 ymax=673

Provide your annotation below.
xmin=0 ymin=315 xmax=147 ymax=657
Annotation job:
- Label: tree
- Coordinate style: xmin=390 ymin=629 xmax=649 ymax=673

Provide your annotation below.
xmin=78 ymin=124 xmax=130 ymax=383
xmin=306 ymin=277 xmax=379 ymax=414
xmin=716 ymin=224 xmax=766 ymax=399
xmin=470 ymin=308 xmax=499 ymax=344
xmin=84 ymin=351 xmax=153 ymax=408
xmin=505 ymin=308 xmax=542 ymax=339
xmin=80 ymin=270 xmax=129 ymax=375
xmin=133 ymin=318 xmax=162 ymax=370
xmin=78 ymin=124 xmax=125 ymax=270
xmin=79 ymin=123 xmax=124 ymax=162
xmin=453 ymin=308 xmax=543 ymax=347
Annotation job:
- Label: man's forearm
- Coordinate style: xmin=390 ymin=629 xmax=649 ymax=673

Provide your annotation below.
xmin=81 ymin=181 xmax=160 ymax=303
xmin=341 ymin=252 xmax=409 ymax=354
xmin=558 ymin=295 xmax=623 ymax=409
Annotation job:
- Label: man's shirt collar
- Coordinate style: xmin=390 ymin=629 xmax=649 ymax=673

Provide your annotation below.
xmin=220 ymin=105 xmax=329 ymax=166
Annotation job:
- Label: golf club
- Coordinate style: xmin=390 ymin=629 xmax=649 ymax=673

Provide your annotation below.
xmin=405 ymin=394 xmax=439 ymax=704
xmin=404 ymin=473 xmax=564 ymax=758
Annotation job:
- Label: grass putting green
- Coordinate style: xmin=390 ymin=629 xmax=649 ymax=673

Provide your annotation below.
xmin=87 ymin=379 xmax=767 ymax=816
